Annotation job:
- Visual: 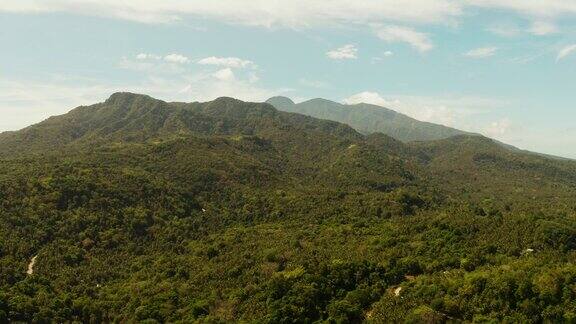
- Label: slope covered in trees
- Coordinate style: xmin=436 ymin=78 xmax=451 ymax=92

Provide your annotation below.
xmin=1 ymin=93 xmax=576 ymax=322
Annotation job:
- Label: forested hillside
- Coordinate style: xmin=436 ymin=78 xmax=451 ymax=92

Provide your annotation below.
xmin=1 ymin=93 xmax=576 ymax=322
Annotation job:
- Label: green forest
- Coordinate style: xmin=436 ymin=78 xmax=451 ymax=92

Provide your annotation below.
xmin=1 ymin=93 xmax=576 ymax=323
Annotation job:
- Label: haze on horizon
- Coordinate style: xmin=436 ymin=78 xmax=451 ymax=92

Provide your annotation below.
xmin=0 ymin=0 xmax=575 ymax=158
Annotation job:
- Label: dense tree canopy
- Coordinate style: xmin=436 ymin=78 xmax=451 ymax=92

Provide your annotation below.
xmin=1 ymin=93 xmax=576 ymax=322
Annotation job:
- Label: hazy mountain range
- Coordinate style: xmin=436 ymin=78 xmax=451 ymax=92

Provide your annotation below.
xmin=266 ymin=96 xmax=471 ymax=142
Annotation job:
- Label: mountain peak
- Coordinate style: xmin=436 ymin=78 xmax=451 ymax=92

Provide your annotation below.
xmin=303 ymin=98 xmax=339 ymax=105
xmin=104 ymin=92 xmax=161 ymax=106
xmin=211 ymin=96 xmax=244 ymax=105
xmin=266 ymin=96 xmax=295 ymax=109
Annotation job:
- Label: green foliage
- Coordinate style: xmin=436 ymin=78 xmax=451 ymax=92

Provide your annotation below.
xmin=0 ymin=93 xmax=576 ymax=322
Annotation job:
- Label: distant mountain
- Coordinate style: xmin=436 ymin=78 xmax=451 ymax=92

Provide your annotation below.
xmin=266 ymin=96 xmax=472 ymax=142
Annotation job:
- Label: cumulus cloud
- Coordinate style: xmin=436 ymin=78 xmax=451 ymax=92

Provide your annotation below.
xmin=212 ymin=68 xmax=235 ymax=81
xmin=326 ymin=44 xmax=358 ymax=60
xmin=136 ymin=53 xmax=161 ymax=60
xmin=164 ymin=53 xmax=190 ymax=64
xmin=156 ymin=68 xmax=286 ymax=103
xmin=132 ymin=53 xmax=190 ymax=64
xmin=197 ymin=56 xmax=255 ymax=68
xmin=557 ymin=44 xmax=576 ymax=61
xmin=0 ymin=48 xmax=284 ymax=133
xmin=375 ymin=25 xmax=433 ymax=52
xmin=464 ymin=47 xmax=498 ymax=58
xmin=128 ymin=52 xmax=285 ymax=102
xmin=121 ymin=51 xmax=282 ymax=101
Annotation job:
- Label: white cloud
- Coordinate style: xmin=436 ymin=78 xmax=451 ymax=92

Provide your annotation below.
xmin=123 ymin=53 xmax=190 ymax=71
xmin=529 ymin=21 xmax=558 ymax=36
xmin=557 ymin=44 xmax=576 ymax=61
xmin=212 ymin=68 xmax=235 ymax=81
xmin=164 ymin=53 xmax=190 ymax=64
xmin=3 ymin=1 xmax=576 ymax=36
xmin=151 ymin=70 xmax=285 ymax=103
xmin=136 ymin=53 xmax=161 ymax=60
xmin=375 ymin=25 xmax=433 ymax=52
xmin=326 ymin=44 xmax=358 ymax=60
xmin=120 ymin=53 xmax=282 ymax=102
xmin=344 ymin=92 xmax=396 ymax=108
xmin=0 ymin=49 xmax=285 ymax=132
xmin=197 ymin=56 xmax=255 ymax=69
xmin=0 ymin=0 xmax=463 ymax=27
xmin=464 ymin=47 xmax=497 ymax=58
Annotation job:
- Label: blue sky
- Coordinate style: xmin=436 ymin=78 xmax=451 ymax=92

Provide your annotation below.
xmin=1 ymin=1 xmax=575 ymax=158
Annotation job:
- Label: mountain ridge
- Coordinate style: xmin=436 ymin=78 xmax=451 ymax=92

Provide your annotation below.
xmin=266 ymin=96 xmax=473 ymax=142
xmin=1 ymin=92 xmax=573 ymax=194
xmin=0 ymin=93 xmax=363 ymax=156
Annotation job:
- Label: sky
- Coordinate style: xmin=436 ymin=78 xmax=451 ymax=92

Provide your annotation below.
xmin=0 ymin=0 xmax=575 ymax=158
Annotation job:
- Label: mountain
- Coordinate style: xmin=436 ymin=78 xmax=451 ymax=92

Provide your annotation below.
xmin=266 ymin=96 xmax=472 ymax=142
xmin=0 ymin=93 xmax=360 ymax=156
xmin=1 ymin=93 xmax=576 ymax=323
